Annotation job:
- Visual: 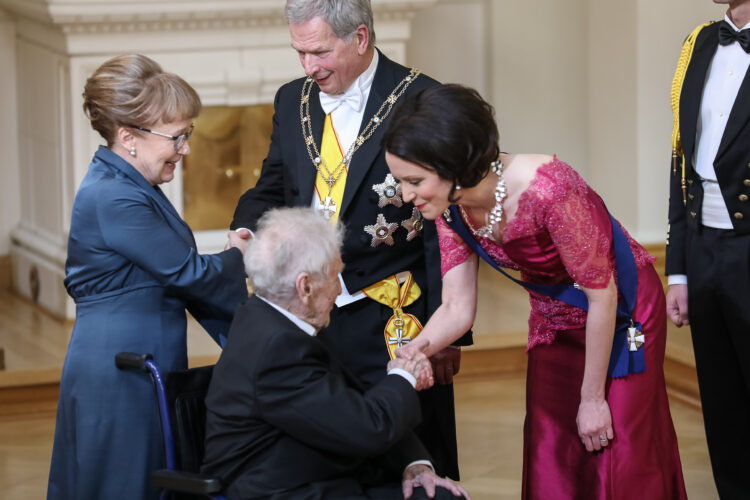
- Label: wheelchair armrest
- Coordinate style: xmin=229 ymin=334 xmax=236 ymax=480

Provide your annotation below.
xmin=115 ymin=352 xmax=153 ymax=372
xmin=151 ymin=468 xmax=223 ymax=495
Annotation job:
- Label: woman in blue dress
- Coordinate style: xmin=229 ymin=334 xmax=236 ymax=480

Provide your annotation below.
xmin=47 ymin=54 xmax=249 ymax=499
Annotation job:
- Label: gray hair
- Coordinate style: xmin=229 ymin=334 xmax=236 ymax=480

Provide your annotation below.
xmin=244 ymin=207 xmax=344 ymax=305
xmin=285 ymin=0 xmax=376 ymax=45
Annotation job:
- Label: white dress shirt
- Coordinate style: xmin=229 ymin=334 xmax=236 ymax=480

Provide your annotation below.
xmin=310 ymin=51 xmax=381 ymax=307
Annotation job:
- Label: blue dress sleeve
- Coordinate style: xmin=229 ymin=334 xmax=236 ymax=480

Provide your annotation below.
xmin=96 ymin=184 xmax=247 ymax=343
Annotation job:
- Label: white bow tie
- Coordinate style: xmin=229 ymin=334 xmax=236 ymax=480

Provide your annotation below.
xmin=319 ymin=84 xmax=365 ymax=114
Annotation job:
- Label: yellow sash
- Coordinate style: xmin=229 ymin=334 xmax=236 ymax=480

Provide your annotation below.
xmin=315 ymin=114 xmax=347 ymax=223
xmin=363 ymin=273 xmax=423 ymax=359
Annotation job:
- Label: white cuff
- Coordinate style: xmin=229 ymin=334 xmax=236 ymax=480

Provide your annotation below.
xmin=667 ymin=274 xmax=688 ymax=286
xmin=388 ymin=368 xmax=416 ymax=388
xmin=233 ymin=227 xmax=254 ymax=236
xmin=405 ymin=460 xmax=434 ymax=473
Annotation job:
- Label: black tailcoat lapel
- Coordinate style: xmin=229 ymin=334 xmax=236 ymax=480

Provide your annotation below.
xmin=680 ymin=23 xmax=719 ymax=168
xmin=717 ymin=62 xmax=750 ymax=162
xmin=340 ymin=52 xmax=403 ymax=217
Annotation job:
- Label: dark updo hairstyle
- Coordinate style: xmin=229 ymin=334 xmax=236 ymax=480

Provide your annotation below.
xmin=382 ymin=84 xmax=500 ymax=202
xmin=82 ymin=54 xmax=201 ymax=147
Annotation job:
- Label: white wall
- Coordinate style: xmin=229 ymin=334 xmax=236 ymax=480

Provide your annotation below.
xmin=407 ymin=0 xmax=488 ymax=95
xmin=488 ymin=0 xmax=589 ymax=177
xmin=587 ymin=0 xmax=638 ymax=230
xmin=408 ymin=0 xmax=728 ymax=244
xmin=0 ymin=8 xmax=20 ymax=256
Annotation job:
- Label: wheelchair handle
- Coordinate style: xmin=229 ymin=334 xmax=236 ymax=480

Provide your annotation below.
xmin=115 ymin=352 xmax=153 ymax=372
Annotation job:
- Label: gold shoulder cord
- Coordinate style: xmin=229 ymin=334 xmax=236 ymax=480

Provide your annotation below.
xmin=670 ymin=22 xmax=712 ymax=205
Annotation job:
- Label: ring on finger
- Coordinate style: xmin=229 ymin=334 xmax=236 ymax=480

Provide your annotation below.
xmin=599 ymin=436 xmax=608 ymax=444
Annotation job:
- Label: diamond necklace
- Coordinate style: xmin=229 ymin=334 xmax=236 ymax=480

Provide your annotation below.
xmin=299 ymin=69 xmax=420 ymax=206
xmin=461 ymin=159 xmax=506 ymax=239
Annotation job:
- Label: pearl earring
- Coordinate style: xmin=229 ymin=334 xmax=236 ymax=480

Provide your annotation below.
xmin=455 ymin=185 xmax=462 ymax=190
xmin=129 ymin=145 xmax=136 ymax=157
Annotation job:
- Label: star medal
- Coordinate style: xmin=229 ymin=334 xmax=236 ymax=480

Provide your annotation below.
xmin=364 ymin=214 xmax=398 ymax=247
xmin=401 ymin=208 xmax=423 ymax=241
xmin=372 ymin=174 xmax=403 ymax=208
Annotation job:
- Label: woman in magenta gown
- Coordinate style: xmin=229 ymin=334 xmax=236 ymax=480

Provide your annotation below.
xmin=383 ymin=84 xmax=686 ymax=499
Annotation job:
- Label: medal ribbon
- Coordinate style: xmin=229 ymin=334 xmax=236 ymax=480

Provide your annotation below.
xmin=362 ymin=273 xmax=423 ymax=360
xmin=315 ymin=114 xmax=347 ymax=223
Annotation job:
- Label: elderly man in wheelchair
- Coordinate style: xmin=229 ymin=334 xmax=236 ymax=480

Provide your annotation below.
xmin=200 ymin=207 xmax=469 ymax=500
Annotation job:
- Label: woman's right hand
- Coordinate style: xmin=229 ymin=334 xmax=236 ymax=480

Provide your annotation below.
xmin=576 ymin=397 xmax=614 ymax=452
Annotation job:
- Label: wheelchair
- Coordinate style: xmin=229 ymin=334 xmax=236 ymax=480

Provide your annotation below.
xmin=115 ymin=352 xmax=226 ymax=500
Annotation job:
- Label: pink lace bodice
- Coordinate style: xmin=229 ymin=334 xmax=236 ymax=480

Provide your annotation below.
xmin=438 ymin=157 xmax=655 ymax=349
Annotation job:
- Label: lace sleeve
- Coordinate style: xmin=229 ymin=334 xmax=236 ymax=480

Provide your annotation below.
xmin=436 ymin=216 xmax=473 ymax=278
xmin=535 ymin=162 xmax=614 ymax=289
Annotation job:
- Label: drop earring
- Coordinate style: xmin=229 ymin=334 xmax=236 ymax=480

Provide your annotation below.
xmin=129 ymin=145 xmax=136 ymax=157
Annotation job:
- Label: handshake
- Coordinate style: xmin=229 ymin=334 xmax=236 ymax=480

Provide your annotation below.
xmin=387 ymin=341 xmax=434 ymax=390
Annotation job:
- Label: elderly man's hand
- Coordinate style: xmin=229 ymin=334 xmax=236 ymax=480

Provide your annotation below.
xmin=402 ymin=464 xmax=469 ymax=499
xmin=387 ymin=350 xmax=433 ymax=388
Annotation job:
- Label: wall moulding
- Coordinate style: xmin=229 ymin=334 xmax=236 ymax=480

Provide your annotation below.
xmin=0 ymin=0 xmax=431 ymax=37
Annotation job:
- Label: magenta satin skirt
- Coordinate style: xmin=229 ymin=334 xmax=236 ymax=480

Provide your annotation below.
xmin=522 ymin=265 xmax=687 ymax=499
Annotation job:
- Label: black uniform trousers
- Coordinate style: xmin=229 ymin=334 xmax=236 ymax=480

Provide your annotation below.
xmin=687 ymin=225 xmax=750 ymax=499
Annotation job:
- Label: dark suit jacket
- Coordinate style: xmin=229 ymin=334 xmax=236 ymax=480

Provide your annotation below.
xmin=202 ymin=295 xmax=431 ymax=499
xmin=667 ymin=22 xmax=750 ymax=275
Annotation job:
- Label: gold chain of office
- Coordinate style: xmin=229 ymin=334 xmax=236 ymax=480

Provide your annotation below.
xmin=298 ymin=69 xmax=421 ymax=195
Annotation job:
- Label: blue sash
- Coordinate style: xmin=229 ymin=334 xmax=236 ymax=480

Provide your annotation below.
xmin=443 ymin=204 xmax=645 ymax=378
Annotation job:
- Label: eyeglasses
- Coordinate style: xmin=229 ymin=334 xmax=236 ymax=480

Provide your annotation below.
xmin=132 ymin=124 xmax=194 ymax=151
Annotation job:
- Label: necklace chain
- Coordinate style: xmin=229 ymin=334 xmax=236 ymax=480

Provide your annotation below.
xmin=462 ymin=159 xmax=506 ymax=239
xmin=299 ymin=69 xmax=421 ymax=200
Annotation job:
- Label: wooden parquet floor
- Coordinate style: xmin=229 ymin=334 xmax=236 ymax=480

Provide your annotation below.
xmin=0 ymin=374 xmax=718 ymax=499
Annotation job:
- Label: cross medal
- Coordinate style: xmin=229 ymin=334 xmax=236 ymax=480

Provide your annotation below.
xmin=320 ymin=196 xmax=337 ymax=219
xmin=627 ymin=320 xmax=644 ymax=352
xmin=389 ymin=317 xmax=410 ymax=348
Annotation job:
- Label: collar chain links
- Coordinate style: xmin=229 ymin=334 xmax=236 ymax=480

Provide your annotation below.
xmin=299 ymin=69 xmax=421 ymax=197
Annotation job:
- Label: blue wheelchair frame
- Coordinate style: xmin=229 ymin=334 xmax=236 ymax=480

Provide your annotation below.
xmin=115 ymin=352 xmax=226 ymax=500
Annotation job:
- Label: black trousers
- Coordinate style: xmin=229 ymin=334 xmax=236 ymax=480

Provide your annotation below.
xmin=686 ymin=226 xmax=750 ymax=499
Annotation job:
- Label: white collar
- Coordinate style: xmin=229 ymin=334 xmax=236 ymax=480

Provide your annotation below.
xmin=257 ymin=295 xmax=317 ymax=336
xmin=318 ymin=49 xmax=379 ymax=114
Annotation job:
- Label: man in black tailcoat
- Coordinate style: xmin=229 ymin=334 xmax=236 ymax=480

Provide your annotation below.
xmin=666 ymin=1 xmax=750 ymax=496
xmin=230 ymin=0 xmax=471 ymax=479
